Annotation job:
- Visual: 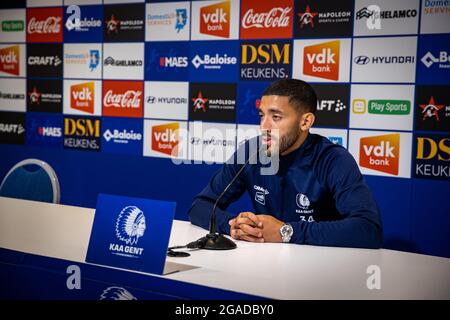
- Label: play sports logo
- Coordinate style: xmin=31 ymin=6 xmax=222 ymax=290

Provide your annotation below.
xmin=359 ymin=133 xmax=400 ymax=175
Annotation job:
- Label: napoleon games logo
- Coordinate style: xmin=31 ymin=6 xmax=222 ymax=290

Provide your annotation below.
xmin=200 ymin=0 xmax=230 ymax=38
xmin=0 ymin=45 xmax=19 ymax=76
xmin=298 ymin=5 xmax=318 ymax=28
xmin=100 ymin=287 xmax=137 ymax=300
xmin=109 ymin=206 xmax=146 ymax=258
xmin=359 ymin=134 xmax=400 ymax=176
xmin=419 ymin=96 xmax=445 ymax=121
xmin=192 ymin=91 xmax=208 ymax=112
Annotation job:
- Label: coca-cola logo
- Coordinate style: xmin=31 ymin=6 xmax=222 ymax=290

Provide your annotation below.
xmin=242 ymin=7 xmax=291 ymax=29
xmin=28 ymin=17 xmax=61 ymax=34
xmin=103 ymin=90 xmax=142 ymax=108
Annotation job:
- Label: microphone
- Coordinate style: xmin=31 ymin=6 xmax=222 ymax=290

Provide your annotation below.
xmin=192 ymin=145 xmax=262 ymax=250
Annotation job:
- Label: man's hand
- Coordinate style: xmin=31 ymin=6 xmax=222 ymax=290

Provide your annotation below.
xmin=256 ymin=215 xmax=284 ymax=243
xmin=229 ymin=212 xmax=264 ymax=243
xmin=229 ymin=213 xmax=285 ymax=243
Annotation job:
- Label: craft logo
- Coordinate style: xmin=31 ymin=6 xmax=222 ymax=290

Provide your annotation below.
xmin=108 ymin=206 xmax=146 ymax=258
xmin=64 ymin=116 xmax=100 ymax=151
xmin=103 ymin=81 xmax=143 ymax=118
xmin=100 ymin=287 xmax=137 ymax=301
xmin=311 ymin=84 xmax=350 ymax=128
xmin=254 ymin=184 xmax=269 ymax=206
xmin=28 ymin=55 xmax=61 ymax=66
xmin=27 ymin=44 xmax=63 ymax=77
xmin=414 ymin=134 xmax=450 ymax=181
xmin=240 ymin=0 xmax=293 ymax=39
xmin=304 ymin=40 xmax=339 ymax=81
xmin=0 ymin=112 xmax=25 ymax=145
xmin=152 ymin=122 xmax=179 ymax=156
xmin=200 ymin=0 xmax=230 ymax=38
xmin=2 ymin=20 xmax=24 ymax=32
xmin=27 ymin=8 xmax=63 ymax=42
xmin=240 ymin=41 xmax=291 ymax=80
xmin=71 ymin=82 xmax=94 ymax=114
xmin=359 ymin=134 xmax=400 ymax=175
xmin=0 ymin=45 xmax=19 ymax=76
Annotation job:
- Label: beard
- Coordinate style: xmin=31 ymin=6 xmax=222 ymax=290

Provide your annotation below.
xmin=262 ymin=123 xmax=300 ymax=157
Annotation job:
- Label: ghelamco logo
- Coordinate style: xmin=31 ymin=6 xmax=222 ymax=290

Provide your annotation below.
xmin=109 ymin=206 xmax=146 ymax=258
xmin=191 ymin=53 xmax=237 ymax=69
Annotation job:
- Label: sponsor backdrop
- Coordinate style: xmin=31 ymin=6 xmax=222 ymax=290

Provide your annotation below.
xmin=0 ymin=0 xmax=449 ymax=258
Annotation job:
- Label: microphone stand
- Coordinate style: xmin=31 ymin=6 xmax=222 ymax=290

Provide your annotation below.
xmin=192 ymin=147 xmax=261 ymax=250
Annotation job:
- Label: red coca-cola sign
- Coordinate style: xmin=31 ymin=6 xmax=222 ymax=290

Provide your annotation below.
xmin=240 ymin=0 xmax=293 ymax=39
xmin=27 ymin=7 xmax=63 ymax=43
xmin=102 ymin=80 xmax=143 ymax=118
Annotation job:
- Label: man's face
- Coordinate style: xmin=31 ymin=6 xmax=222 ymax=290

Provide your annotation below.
xmin=259 ymin=95 xmax=302 ymax=156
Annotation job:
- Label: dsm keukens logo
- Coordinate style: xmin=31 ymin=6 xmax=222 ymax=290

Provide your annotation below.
xmin=109 ymin=206 xmax=146 ymax=257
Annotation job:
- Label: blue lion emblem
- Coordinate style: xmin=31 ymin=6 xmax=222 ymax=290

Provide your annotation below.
xmin=100 ymin=287 xmax=137 ymax=300
xmin=115 ymin=206 xmax=146 ymax=245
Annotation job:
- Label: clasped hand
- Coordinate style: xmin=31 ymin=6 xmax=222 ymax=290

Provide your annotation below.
xmin=229 ymin=212 xmax=284 ymax=243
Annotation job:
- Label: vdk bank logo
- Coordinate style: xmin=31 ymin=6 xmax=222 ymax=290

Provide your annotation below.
xmin=71 ymin=82 xmax=94 ymax=114
xmin=200 ymin=0 xmax=230 ymax=38
xmin=152 ymin=122 xmax=179 ymax=157
xmin=0 ymin=45 xmax=19 ymax=76
xmin=360 ymin=134 xmax=400 ymax=175
xmin=304 ymin=40 xmax=340 ymax=81
xmin=109 ymin=206 xmax=146 ymax=258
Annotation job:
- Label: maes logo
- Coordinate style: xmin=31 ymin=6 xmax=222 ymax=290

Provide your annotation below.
xmin=304 ymin=40 xmax=339 ymax=81
xmin=152 ymin=122 xmax=179 ymax=156
xmin=71 ymin=82 xmax=94 ymax=114
xmin=0 ymin=45 xmax=19 ymax=76
xmin=359 ymin=134 xmax=400 ymax=175
xmin=200 ymin=0 xmax=230 ymax=38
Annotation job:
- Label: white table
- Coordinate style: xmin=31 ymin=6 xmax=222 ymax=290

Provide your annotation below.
xmin=0 ymin=196 xmax=449 ymax=299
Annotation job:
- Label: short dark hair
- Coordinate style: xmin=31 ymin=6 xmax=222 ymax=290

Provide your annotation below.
xmin=262 ymin=79 xmax=317 ymax=114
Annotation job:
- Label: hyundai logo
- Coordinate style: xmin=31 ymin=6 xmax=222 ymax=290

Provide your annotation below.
xmin=354 ymin=56 xmax=370 ymax=65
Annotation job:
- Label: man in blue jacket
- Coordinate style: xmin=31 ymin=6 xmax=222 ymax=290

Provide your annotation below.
xmin=188 ymin=79 xmax=382 ymax=249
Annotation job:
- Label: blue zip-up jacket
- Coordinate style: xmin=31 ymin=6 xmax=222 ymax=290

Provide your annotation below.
xmin=188 ymin=133 xmax=383 ymax=249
